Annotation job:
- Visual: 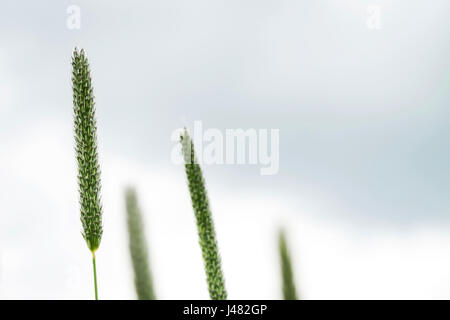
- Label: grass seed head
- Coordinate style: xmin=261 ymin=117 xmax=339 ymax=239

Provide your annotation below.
xmin=72 ymin=48 xmax=103 ymax=253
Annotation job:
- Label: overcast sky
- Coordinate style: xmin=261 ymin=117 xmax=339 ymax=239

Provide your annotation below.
xmin=1 ymin=0 xmax=450 ymax=299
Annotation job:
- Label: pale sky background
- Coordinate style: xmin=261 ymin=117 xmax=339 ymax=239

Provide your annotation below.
xmin=1 ymin=0 xmax=450 ymax=299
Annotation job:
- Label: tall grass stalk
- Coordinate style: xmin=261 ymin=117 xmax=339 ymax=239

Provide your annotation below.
xmin=279 ymin=229 xmax=298 ymax=300
xmin=180 ymin=129 xmax=227 ymax=300
xmin=72 ymin=48 xmax=103 ymax=300
xmin=125 ymin=187 xmax=156 ymax=300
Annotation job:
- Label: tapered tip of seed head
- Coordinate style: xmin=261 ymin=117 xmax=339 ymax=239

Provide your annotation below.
xmin=125 ymin=186 xmax=136 ymax=198
xmin=72 ymin=47 xmax=88 ymax=62
xmin=72 ymin=47 xmax=79 ymax=59
xmin=180 ymin=127 xmax=189 ymax=141
xmin=278 ymin=227 xmax=286 ymax=240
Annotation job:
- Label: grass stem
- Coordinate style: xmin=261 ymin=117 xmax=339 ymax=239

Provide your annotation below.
xmin=92 ymin=252 xmax=98 ymax=300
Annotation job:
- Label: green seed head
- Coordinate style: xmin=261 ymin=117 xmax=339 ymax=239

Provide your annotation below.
xmin=72 ymin=48 xmax=103 ymax=253
xmin=125 ymin=187 xmax=156 ymax=300
xmin=180 ymin=129 xmax=227 ymax=300
xmin=279 ymin=229 xmax=298 ymax=300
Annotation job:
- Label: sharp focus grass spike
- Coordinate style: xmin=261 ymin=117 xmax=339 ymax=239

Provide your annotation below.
xmin=180 ymin=129 xmax=227 ymax=300
xmin=279 ymin=229 xmax=298 ymax=300
xmin=72 ymin=48 xmax=103 ymax=300
xmin=125 ymin=187 xmax=156 ymax=300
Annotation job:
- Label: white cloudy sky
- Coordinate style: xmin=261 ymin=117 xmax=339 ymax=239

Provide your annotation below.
xmin=1 ymin=0 xmax=450 ymax=299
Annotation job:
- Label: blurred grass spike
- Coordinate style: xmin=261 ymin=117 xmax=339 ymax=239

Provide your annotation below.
xmin=125 ymin=187 xmax=156 ymax=300
xmin=72 ymin=48 xmax=103 ymax=300
xmin=279 ymin=229 xmax=298 ymax=300
xmin=180 ymin=128 xmax=227 ymax=300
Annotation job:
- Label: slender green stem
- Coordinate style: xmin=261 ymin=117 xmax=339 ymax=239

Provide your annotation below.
xmin=92 ymin=252 xmax=98 ymax=300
